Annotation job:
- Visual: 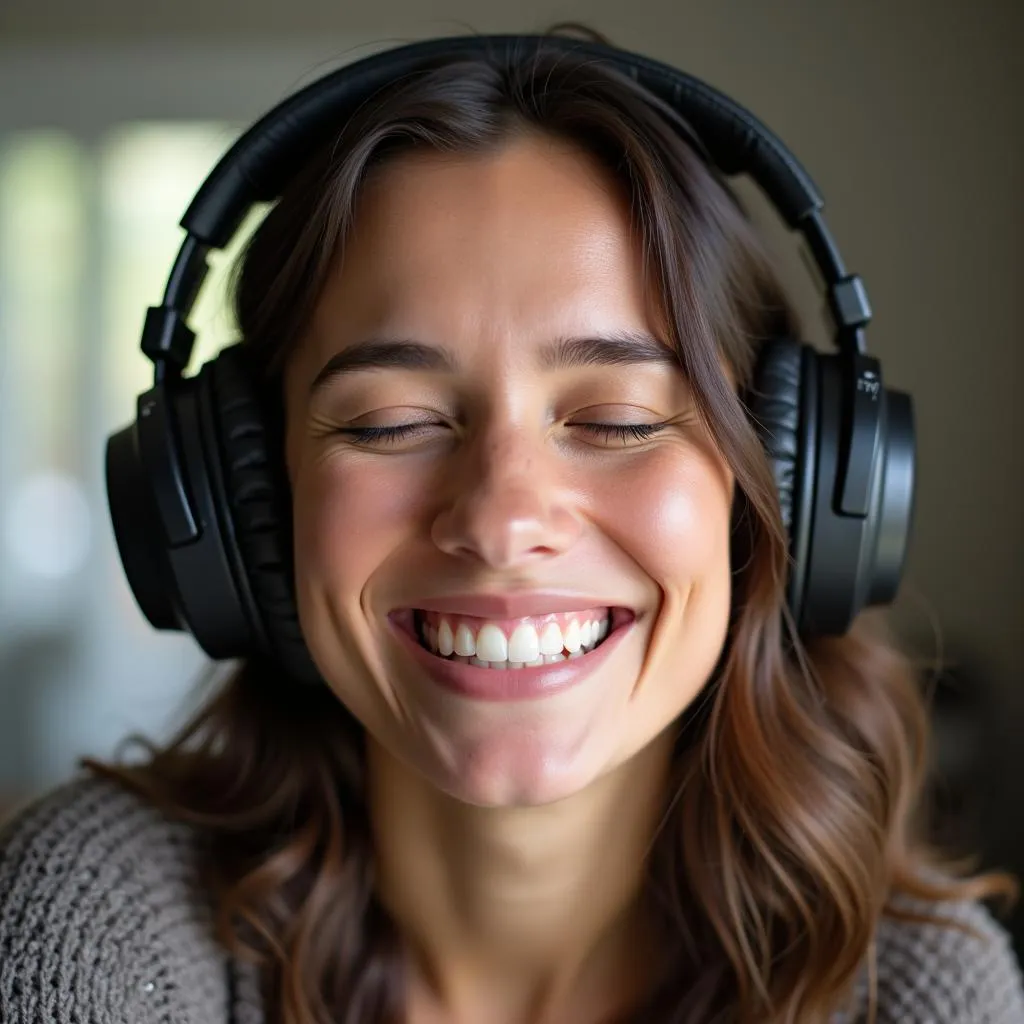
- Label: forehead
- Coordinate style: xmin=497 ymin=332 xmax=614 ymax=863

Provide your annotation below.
xmin=353 ymin=131 xmax=634 ymax=256
xmin=297 ymin=135 xmax=660 ymax=370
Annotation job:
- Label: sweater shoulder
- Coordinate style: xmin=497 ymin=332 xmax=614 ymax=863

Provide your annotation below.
xmin=862 ymin=890 xmax=1024 ymax=1023
xmin=0 ymin=773 xmax=233 ymax=1023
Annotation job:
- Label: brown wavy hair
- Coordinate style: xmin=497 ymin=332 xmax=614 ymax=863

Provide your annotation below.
xmin=85 ymin=30 xmax=1016 ymax=1024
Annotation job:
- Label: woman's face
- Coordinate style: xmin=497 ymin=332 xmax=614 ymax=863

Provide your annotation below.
xmin=283 ymin=133 xmax=734 ymax=807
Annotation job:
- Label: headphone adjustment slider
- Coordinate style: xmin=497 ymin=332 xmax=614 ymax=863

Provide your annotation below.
xmin=830 ymin=274 xmax=872 ymax=331
xmin=141 ymin=305 xmax=195 ymax=373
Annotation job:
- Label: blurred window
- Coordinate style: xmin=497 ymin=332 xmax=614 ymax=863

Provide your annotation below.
xmin=0 ymin=118 xmax=272 ymax=794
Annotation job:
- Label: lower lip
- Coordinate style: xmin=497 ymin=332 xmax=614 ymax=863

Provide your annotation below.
xmin=389 ymin=612 xmax=635 ymax=702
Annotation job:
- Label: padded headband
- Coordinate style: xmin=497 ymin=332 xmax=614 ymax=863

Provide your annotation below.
xmin=183 ymin=35 xmax=823 ymax=245
xmin=148 ymin=34 xmax=871 ymax=383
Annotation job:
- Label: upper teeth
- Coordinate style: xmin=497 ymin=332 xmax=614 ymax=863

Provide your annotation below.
xmin=420 ymin=614 xmax=610 ymax=664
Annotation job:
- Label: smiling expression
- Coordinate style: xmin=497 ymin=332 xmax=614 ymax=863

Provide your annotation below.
xmin=282 ymin=133 xmax=735 ymax=806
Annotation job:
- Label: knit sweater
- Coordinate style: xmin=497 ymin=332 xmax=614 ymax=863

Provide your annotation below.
xmin=1 ymin=776 xmax=1022 ymax=1023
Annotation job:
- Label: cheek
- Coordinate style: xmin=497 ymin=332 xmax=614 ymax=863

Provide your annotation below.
xmin=291 ymin=457 xmax=429 ymax=590
xmin=602 ymin=449 xmax=734 ymax=749
xmin=594 ymin=447 xmax=734 ymax=587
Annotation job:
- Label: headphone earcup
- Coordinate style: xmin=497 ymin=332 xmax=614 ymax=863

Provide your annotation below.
xmin=746 ymin=338 xmax=817 ymax=628
xmin=107 ymin=372 xmax=261 ymax=657
xmin=202 ymin=344 xmax=321 ymax=683
xmin=107 ymin=343 xmax=320 ymax=682
xmin=746 ymin=340 xmax=916 ymax=637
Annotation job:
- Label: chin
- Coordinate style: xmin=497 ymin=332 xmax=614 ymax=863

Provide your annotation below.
xmin=416 ymin=731 xmax=616 ymax=808
xmin=436 ymin=772 xmax=600 ymax=809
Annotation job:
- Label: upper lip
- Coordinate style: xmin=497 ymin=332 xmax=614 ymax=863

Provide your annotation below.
xmin=399 ymin=592 xmax=629 ymax=619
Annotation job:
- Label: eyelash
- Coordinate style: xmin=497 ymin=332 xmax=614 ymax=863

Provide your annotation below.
xmin=336 ymin=422 xmax=668 ymax=446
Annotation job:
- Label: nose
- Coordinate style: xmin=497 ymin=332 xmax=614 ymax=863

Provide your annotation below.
xmin=430 ymin=422 xmax=582 ymax=569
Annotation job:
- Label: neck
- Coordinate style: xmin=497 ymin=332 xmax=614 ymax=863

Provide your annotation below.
xmin=367 ymin=731 xmax=674 ymax=1024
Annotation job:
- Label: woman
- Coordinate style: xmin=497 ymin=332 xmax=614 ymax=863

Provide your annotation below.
xmin=1 ymin=32 xmax=1022 ymax=1024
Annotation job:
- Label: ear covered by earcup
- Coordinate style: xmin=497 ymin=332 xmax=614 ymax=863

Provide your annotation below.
xmin=742 ymin=336 xmax=917 ymax=637
xmin=202 ymin=344 xmax=321 ymax=683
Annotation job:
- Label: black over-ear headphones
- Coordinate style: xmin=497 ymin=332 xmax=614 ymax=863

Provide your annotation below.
xmin=105 ymin=35 xmax=916 ymax=685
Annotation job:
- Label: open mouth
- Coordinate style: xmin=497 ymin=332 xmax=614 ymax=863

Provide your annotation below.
xmin=400 ymin=607 xmax=635 ymax=670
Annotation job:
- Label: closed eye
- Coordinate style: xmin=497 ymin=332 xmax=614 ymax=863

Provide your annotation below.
xmin=333 ymin=422 xmax=669 ymax=447
xmin=573 ymin=422 xmax=668 ymax=444
xmin=333 ymin=423 xmax=432 ymax=445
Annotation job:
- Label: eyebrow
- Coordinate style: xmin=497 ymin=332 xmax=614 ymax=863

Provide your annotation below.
xmin=309 ymin=329 xmax=680 ymax=397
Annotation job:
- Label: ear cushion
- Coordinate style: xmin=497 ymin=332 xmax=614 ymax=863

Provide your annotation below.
xmin=746 ymin=338 xmax=805 ymax=536
xmin=744 ymin=336 xmax=823 ymax=631
xmin=207 ymin=344 xmax=322 ymax=684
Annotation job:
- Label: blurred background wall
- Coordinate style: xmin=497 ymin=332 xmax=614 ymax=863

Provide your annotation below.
xmin=1 ymin=0 xmax=1021 ymax=940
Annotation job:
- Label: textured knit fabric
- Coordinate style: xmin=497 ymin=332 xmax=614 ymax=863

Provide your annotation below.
xmin=1 ymin=775 xmax=1023 ymax=1023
